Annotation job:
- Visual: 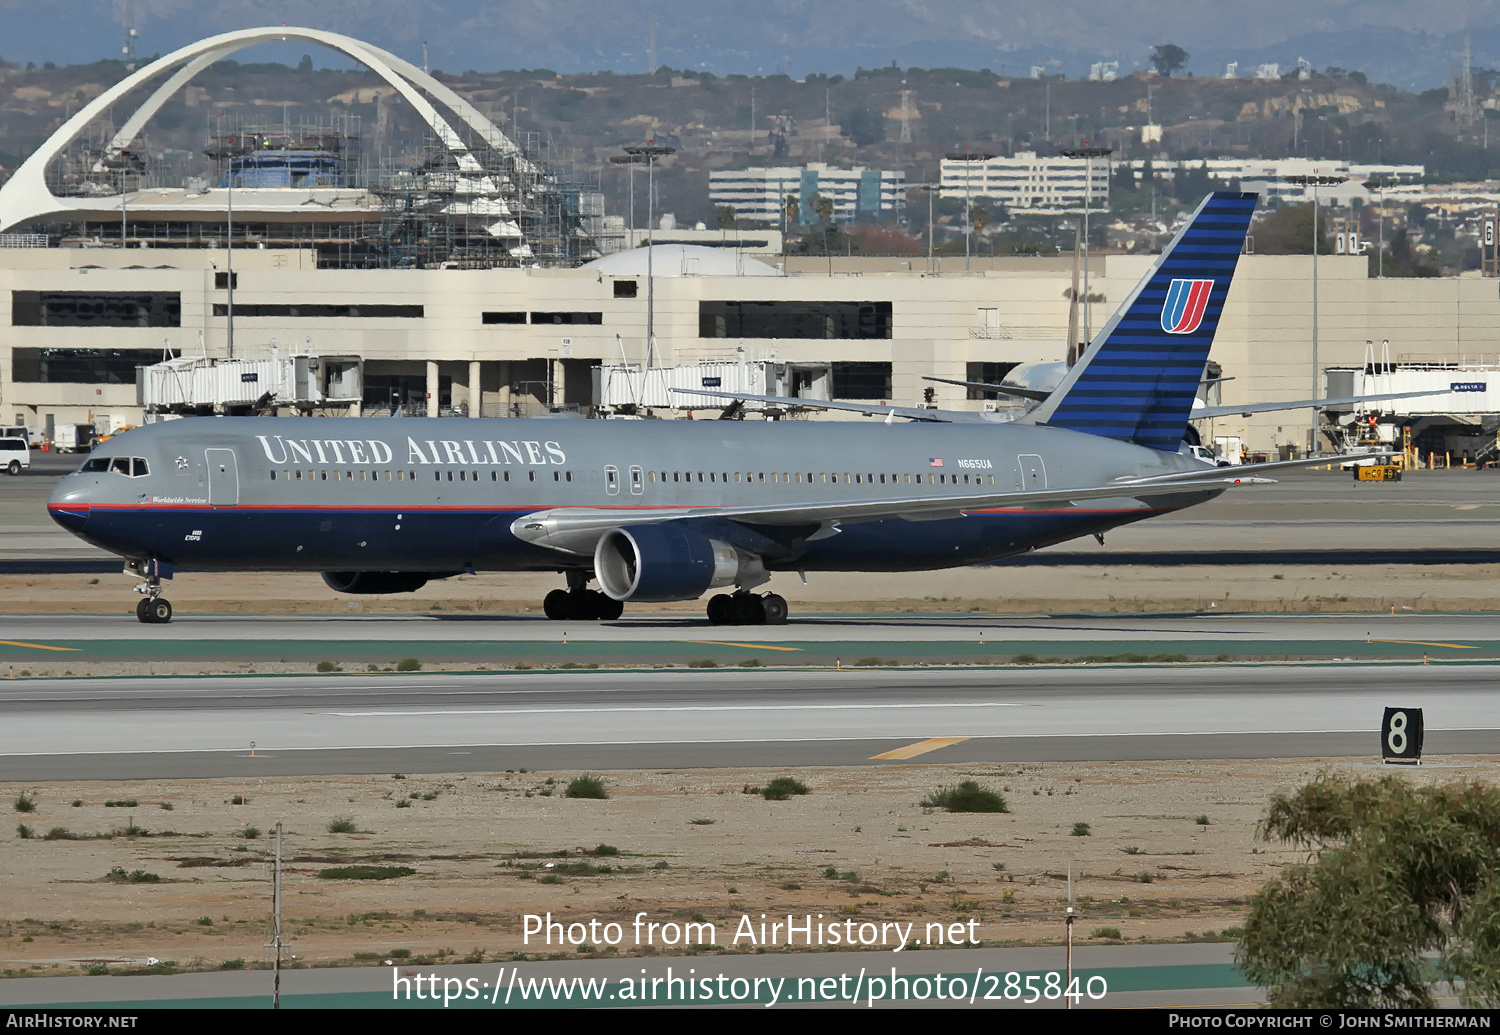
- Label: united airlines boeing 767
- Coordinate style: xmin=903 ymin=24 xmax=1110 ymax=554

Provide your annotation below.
xmin=46 ymin=192 xmax=1374 ymax=625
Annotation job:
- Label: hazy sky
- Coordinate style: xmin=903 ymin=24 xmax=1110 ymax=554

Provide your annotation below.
xmin=1 ymin=1 xmax=1494 ymax=86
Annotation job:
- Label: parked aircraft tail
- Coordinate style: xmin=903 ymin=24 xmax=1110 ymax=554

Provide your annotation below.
xmin=1019 ymin=192 xmax=1258 ymax=451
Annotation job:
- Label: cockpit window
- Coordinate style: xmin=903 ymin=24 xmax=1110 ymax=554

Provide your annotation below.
xmin=80 ymin=456 xmax=149 ymax=477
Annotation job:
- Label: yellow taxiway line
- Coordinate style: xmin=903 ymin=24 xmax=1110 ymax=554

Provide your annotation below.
xmin=680 ymin=640 xmax=804 ymax=652
xmin=1371 ymin=639 xmax=1478 ymax=650
xmin=0 ymin=639 xmax=81 ymax=652
xmin=870 ymin=737 xmax=972 ymax=760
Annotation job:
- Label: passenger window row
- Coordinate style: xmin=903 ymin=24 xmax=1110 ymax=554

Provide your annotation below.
xmin=264 ymin=468 xmax=997 ymax=488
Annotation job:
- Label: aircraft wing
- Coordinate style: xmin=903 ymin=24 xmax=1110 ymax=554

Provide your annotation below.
xmin=511 ymin=469 xmax=1274 ymax=555
xmin=920 ymin=375 xmax=1051 ymax=401
xmin=1195 ymin=391 xmax=1440 ymax=419
xmin=669 ymin=387 xmax=998 ymax=423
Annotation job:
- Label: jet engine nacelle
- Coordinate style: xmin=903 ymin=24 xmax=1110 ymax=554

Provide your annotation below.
xmin=321 ymin=570 xmax=434 ymax=595
xmin=594 ymin=524 xmax=762 ymax=602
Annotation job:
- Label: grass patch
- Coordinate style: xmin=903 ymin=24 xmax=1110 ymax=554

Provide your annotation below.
xmin=564 ymin=774 xmax=609 ymax=800
xmin=14 ymin=794 xmax=36 ymax=813
xmin=218 ymin=959 xmax=245 ymax=970
xmin=1071 ymin=822 xmax=1093 ymax=837
xmin=689 ymin=818 xmax=715 ymax=825
xmin=739 ymin=658 xmax=763 ymax=667
xmin=16 ymin=824 xmax=33 ymax=839
xmin=1092 ymin=927 xmax=1123 ymax=940
xmin=317 ymin=866 xmax=416 ymax=880
xmin=1195 ymin=815 xmax=1212 ymax=826
xmin=396 ymin=657 xmax=421 ymax=672
xmin=241 ymin=826 xmax=261 ymax=839
xmin=920 ymin=781 xmax=1008 ymax=813
xmin=316 ymin=661 xmax=341 ymax=673
xmin=103 ymin=799 xmax=138 ymax=808
xmin=395 ymin=799 xmax=412 ymax=808
xmin=326 ymin=817 xmax=360 ymax=834
xmin=687 ymin=658 xmax=718 ymax=668
xmin=105 ymin=868 xmax=160 ymax=883
xmin=748 ymin=776 xmax=810 ymax=801
xmin=593 ymin=844 xmax=619 ymax=856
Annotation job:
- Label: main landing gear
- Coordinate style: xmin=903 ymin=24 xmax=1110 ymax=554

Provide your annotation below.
xmin=542 ymin=571 xmax=624 ymax=621
xmin=706 ymin=591 xmax=788 ymax=626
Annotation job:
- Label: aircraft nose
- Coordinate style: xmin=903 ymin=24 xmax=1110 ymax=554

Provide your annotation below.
xmin=47 ymin=477 xmax=91 ymax=532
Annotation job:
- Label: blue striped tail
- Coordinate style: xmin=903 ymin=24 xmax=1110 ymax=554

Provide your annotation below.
xmin=1021 ymin=192 xmax=1257 ymax=451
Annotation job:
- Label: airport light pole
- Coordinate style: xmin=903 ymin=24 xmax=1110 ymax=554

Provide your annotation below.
xmin=614 ymin=142 xmax=676 ymax=372
xmin=911 ymin=183 xmax=939 ymax=273
xmin=1366 ymin=174 xmax=1395 ymax=279
xmin=1282 ymin=173 xmax=1346 ymax=451
xmin=1061 ymin=145 xmax=1113 ymax=345
xmin=944 ymin=148 xmax=996 ymax=271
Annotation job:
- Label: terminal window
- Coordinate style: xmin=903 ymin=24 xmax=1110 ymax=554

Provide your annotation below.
xmin=831 ymin=362 xmax=893 ymax=400
xmin=11 ymin=347 xmax=169 ymax=384
xmin=12 ymin=291 xmax=181 ymax=328
xmin=210 ymin=303 xmax=423 ymax=318
xmin=699 ymin=301 xmax=893 ymax=339
xmin=530 ymin=312 xmax=603 ymax=325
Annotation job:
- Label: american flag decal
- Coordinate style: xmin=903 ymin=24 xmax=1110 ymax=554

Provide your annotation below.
xmin=929 ymin=458 xmax=944 ymax=467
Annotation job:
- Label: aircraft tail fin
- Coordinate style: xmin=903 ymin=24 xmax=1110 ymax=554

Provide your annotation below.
xmin=1018 ymin=192 xmax=1258 ymax=450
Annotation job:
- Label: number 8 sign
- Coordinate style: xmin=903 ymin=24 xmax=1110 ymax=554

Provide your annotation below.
xmin=1382 ymin=707 xmax=1424 ymax=764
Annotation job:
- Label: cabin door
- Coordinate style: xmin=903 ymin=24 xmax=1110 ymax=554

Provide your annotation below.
xmin=1016 ymin=454 xmax=1048 ymax=491
xmin=205 ymin=448 xmax=239 ymax=506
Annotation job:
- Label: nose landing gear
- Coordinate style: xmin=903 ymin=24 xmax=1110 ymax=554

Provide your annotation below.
xmin=127 ymin=560 xmax=173 ymax=624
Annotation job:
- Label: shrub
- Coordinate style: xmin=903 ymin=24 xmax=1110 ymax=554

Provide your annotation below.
xmin=16 ymin=824 xmax=33 ymax=839
xmin=1196 ymin=815 xmax=1212 ymax=826
xmin=564 ymin=775 xmax=608 ymax=800
xmin=921 ymin=781 xmax=1009 ymax=813
xmin=1071 ymin=822 xmax=1093 ymax=837
xmin=689 ymin=819 xmax=715 ymax=825
xmin=71 ymin=800 xmax=82 ymax=808
xmin=103 ymin=800 xmax=138 ymax=808
xmin=218 ymin=959 xmax=246 ymax=970
xmin=395 ymin=799 xmax=412 ymax=808
xmin=230 ymin=795 xmax=247 ymax=805
xmin=752 ymin=776 xmax=810 ymax=801
xmin=1092 ymin=926 xmax=1123 ymax=940
xmin=327 ymin=817 xmax=359 ymax=833
xmin=159 ymin=803 xmax=174 ymax=811
xmin=106 ymin=868 xmax=160 ymax=883
xmin=196 ymin=917 xmax=213 ymax=926
xmin=739 ymin=658 xmax=763 ymax=667
xmin=316 ymin=661 xmax=340 ymax=673
xmin=14 ymin=794 xmax=36 ymax=813
xmin=1139 ymin=872 xmax=1156 ymax=883
xmin=687 ymin=658 xmax=718 ymax=668
xmin=317 ymin=866 xmax=415 ymax=880
xmin=44 ymin=827 xmax=77 ymax=840
xmin=594 ymin=844 xmax=619 ymax=856
xmin=396 ymin=657 xmax=421 ymax=672
xmin=822 ymin=867 xmax=839 ymax=878
xmin=242 ymin=826 xmax=261 ymax=839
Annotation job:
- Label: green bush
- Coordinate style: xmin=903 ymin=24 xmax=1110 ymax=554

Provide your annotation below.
xmin=1071 ymin=822 xmax=1093 ymax=837
xmin=103 ymin=800 xmax=138 ymax=808
xmin=921 ymin=781 xmax=1009 ymax=813
xmin=327 ymin=817 xmax=359 ymax=833
xmin=565 ymin=774 xmax=608 ymax=800
xmin=594 ymin=844 xmax=619 ymax=856
xmin=241 ymin=826 xmax=261 ymax=839
xmin=687 ymin=658 xmax=718 ymax=668
xmin=317 ymin=866 xmax=415 ymax=880
xmin=16 ymin=824 xmax=33 ymax=839
xmin=316 ymin=661 xmax=340 ymax=673
xmin=14 ymin=793 xmax=36 ymax=813
xmin=1196 ymin=815 xmax=1212 ymax=826
xmin=1092 ymin=926 xmax=1123 ymax=940
xmin=752 ymin=776 xmax=810 ymax=801
xmin=396 ymin=657 xmax=421 ymax=672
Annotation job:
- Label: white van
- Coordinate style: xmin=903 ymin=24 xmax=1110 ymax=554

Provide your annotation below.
xmin=0 ymin=436 xmax=30 ymax=475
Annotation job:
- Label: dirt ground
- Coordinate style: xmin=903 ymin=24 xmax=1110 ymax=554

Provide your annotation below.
xmin=3 ymin=758 xmax=1493 ymax=976
xmin=4 ymin=562 xmax=1499 ymax=618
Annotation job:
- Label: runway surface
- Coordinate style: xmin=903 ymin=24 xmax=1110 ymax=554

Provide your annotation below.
xmin=3 ymin=661 xmax=1497 ymax=779
xmin=2 ymin=612 xmax=1498 ymax=668
xmin=0 ymin=943 xmax=1253 ymax=1009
